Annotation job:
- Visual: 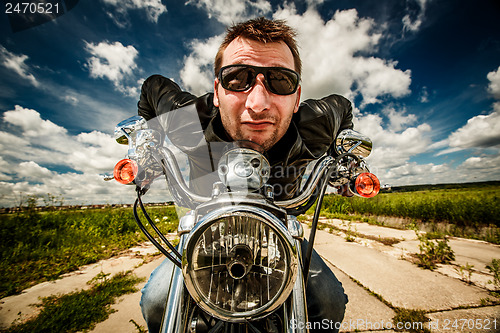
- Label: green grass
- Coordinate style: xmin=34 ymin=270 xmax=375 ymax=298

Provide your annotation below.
xmin=321 ymin=187 xmax=500 ymax=226
xmin=0 ymin=206 xmax=178 ymax=298
xmin=1 ymin=271 xmax=143 ymax=333
xmin=311 ymin=185 xmax=500 ymax=243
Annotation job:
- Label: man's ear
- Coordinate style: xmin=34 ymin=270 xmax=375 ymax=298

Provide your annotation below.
xmin=293 ymin=85 xmax=301 ymax=113
xmin=213 ymin=78 xmax=220 ymax=107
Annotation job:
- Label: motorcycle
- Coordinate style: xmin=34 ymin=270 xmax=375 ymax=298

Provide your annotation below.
xmin=109 ymin=103 xmax=380 ymax=332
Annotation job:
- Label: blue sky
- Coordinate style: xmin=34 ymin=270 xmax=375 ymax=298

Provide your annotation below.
xmin=0 ymin=0 xmax=499 ymax=206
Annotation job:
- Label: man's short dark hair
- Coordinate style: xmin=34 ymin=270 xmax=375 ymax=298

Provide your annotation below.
xmin=214 ymin=17 xmax=302 ymax=77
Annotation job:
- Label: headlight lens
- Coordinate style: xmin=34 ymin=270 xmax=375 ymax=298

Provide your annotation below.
xmin=182 ymin=207 xmax=297 ymax=322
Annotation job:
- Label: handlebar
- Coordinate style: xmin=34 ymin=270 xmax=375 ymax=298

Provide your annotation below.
xmin=152 ymin=145 xmax=340 ymax=214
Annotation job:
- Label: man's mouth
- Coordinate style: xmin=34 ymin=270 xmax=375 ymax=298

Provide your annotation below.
xmin=241 ymin=121 xmax=274 ymax=130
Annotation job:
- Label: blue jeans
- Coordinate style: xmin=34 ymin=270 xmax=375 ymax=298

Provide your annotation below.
xmin=141 ymin=240 xmax=347 ymax=333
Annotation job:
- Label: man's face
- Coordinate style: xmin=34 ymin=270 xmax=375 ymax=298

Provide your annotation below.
xmin=213 ymin=37 xmax=301 ymax=151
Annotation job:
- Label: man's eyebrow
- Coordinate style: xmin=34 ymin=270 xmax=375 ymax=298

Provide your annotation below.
xmin=227 ymin=62 xmax=295 ymax=69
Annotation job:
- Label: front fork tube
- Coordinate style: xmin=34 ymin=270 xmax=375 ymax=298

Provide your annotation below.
xmin=160 ymin=234 xmax=188 ymax=333
xmin=287 ymin=238 xmax=309 ymax=333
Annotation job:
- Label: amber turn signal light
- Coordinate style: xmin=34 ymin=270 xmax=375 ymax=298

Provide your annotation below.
xmin=354 ymin=172 xmax=380 ymax=198
xmin=114 ymin=159 xmax=138 ymax=184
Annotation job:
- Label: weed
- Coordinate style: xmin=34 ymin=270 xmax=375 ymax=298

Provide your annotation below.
xmin=414 ymin=230 xmax=455 ymax=270
xmin=1 ymin=271 xmax=143 ymax=333
xmin=89 ymin=271 xmax=111 ymax=285
xmin=486 ymin=259 xmax=500 ymax=291
xmin=316 ymin=222 xmax=326 ymax=231
xmin=296 ymin=215 xmax=308 ymax=222
xmin=455 ymin=263 xmax=474 ymax=284
xmin=343 ymin=221 xmax=356 ymax=242
xmin=130 ymin=319 xmax=147 ymax=333
xmin=377 ymin=235 xmax=401 ymax=246
xmin=392 ymin=308 xmax=430 ymax=333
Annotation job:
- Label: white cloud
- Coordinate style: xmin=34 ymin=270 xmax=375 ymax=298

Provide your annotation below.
xmin=0 ymin=157 xmax=12 ymax=181
xmin=487 ymin=66 xmax=500 ymax=99
xmin=382 ymin=106 xmax=418 ymax=132
xmin=447 ymin=106 xmax=500 ymax=149
xmin=381 ymin=161 xmax=451 ymax=185
xmin=402 ymin=0 xmax=428 ymax=33
xmin=276 ymin=7 xmax=411 ymax=103
xmin=0 ymin=45 xmax=39 ymax=87
xmin=354 ymin=110 xmax=432 ymax=172
xmin=1 ymin=106 xmax=119 ymax=173
xmin=102 ymin=0 xmax=167 ymax=26
xmin=180 ymin=35 xmax=223 ymax=95
xmin=186 ymin=0 xmax=272 ymax=25
xmin=0 ymin=173 xmax=135 ymax=207
xmin=69 ymin=131 xmax=125 ymax=173
xmin=346 ymin=105 xmax=491 ymax=187
xmin=350 ymin=57 xmax=411 ymax=105
xmin=461 ymin=154 xmax=500 ymax=173
xmin=2 ymin=106 xmax=78 ymax=165
xmin=0 ymin=105 xmax=132 ymax=206
xmin=85 ymin=41 xmax=138 ymax=81
xmin=435 ymin=68 xmax=500 ymax=157
xmin=17 ymin=161 xmax=53 ymax=180
xmin=64 ymin=95 xmax=79 ymax=105
xmin=3 ymin=105 xmax=67 ymax=137
xmin=419 ymin=86 xmax=429 ymax=103
xmin=0 ymin=131 xmax=30 ymax=151
xmin=84 ymin=41 xmax=139 ymax=97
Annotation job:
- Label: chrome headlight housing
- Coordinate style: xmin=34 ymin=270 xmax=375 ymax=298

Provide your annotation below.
xmin=182 ymin=206 xmax=298 ymax=322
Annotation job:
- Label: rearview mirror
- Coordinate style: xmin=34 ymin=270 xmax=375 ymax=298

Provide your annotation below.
xmin=335 ymin=129 xmax=372 ymax=158
xmin=114 ymin=116 xmax=147 ymax=145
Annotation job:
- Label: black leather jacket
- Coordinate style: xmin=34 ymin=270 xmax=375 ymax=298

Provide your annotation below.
xmin=138 ymin=74 xmax=353 ymax=199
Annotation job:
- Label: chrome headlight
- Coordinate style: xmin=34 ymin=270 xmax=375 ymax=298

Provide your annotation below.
xmin=182 ymin=206 xmax=297 ymax=322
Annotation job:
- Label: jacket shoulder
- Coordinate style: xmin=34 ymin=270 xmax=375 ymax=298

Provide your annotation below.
xmin=290 ymin=94 xmax=353 ymax=159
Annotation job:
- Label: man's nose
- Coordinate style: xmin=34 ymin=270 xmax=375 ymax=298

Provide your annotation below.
xmin=245 ymin=74 xmax=271 ymax=112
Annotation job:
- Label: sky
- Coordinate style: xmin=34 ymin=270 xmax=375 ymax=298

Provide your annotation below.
xmin=0 ymin=0 xmax=499 ymax=207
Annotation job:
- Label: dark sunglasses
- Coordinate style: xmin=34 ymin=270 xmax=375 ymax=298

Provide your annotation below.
xmin=218 ymin=64 xmax=300 ymax=96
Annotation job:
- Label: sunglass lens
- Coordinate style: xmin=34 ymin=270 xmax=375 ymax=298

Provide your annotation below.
xmin=220 ymin=65 xmax=299 ymax=95
xmin=267 ymin=69 xmax=298 ymax=95
xmin=221 ymin=66 xmax=254 ymax=91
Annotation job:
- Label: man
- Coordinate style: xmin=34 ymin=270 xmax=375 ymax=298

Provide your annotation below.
xmin=139 ymin=17 xmax=353 ymax=332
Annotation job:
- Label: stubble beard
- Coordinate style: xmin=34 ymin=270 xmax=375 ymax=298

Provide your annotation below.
xmin=225 ymin=113 xmax=293 ymax=151
xmin=234 ymin=127 xmax=277 ymax=151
